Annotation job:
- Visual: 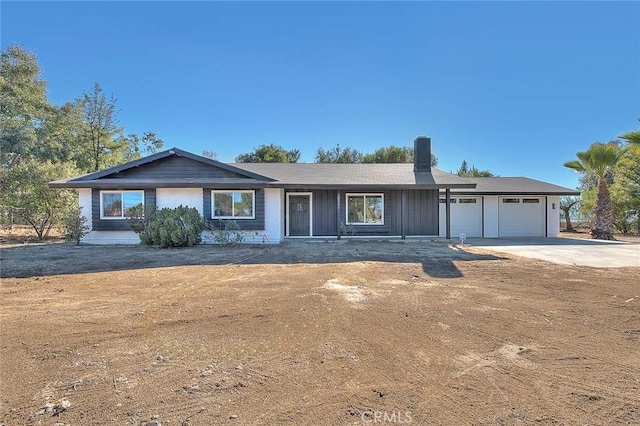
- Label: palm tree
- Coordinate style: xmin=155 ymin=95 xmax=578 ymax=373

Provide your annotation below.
xmin=619 ymin=119 xmax=640 ymax=145
xmin=564 ymin=142 xmax=626 ymax=240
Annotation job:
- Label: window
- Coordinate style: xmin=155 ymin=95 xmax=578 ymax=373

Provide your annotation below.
xmin=502 ymin=198 xmax=520 ymax=203
xmin=212 ymin=190 xmax=255 ymax=219
xmin=101 ymin=191 xmax=144 ymax=219
xmin=523 ymin=198 xmax=540 ymax=203
xmin=346 ymin=194 xmax=383 ymax=225
xmin=439 ymin=198 xmax=457 ymax=203
xmin=459 ymin=198 xmax=477 ymax=204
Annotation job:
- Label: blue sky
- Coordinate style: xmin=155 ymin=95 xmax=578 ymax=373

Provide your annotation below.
xmin=2 ymin=1 xmax=639 ymax=189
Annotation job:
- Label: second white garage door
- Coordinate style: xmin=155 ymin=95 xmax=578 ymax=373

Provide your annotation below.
xmin=498 ymin=197 xmax=545 ymax=237
xmin=439 ymin=197 xmax=483 ymax=237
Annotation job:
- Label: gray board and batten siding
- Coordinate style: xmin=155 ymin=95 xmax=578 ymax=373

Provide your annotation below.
xmin=287 ymin=189 xmax=439 ymax=237
xmin=100 ymin=155 xmax=251 ymax=180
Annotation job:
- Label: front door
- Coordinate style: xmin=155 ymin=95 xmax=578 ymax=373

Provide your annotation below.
xmin=288 ymin=194 xmax=311 ymax=236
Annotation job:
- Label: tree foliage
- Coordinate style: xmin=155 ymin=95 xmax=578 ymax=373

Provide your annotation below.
xmin=564 ymin=141 xmax=626 ymax=239
xmin=315 ymin=144 xmax=438 ymax=165
xmin=79 ymin=82 xmax=124 ymax=171
xmin=619 ymin=118 xmax=640 ymax=145
xmin=559 ymin=196 xmax=581 ymax=231
xmin=360 ymin=145 xmax=438 ymax=166
xmin=0 ymin=159 xmax=78 ymax=239
xmin=235 ymin=144 xmax=300 ymax=163
xmin=202 ymin=149 xmax=218 ymax=160
xmin=0 ymin=45 xmax=51 ymax=168
xmin=75 ymin=84 xmax=164 ymax=170
xmin=456 ymin=160 xmax=495 ymax=177
xmin=315 ymin=144 xmax=363 ymax=163
xmin=610 ymin=144 xmax=640 ymax=233
xmin=0 ymin=45 xmax=164 ymax=239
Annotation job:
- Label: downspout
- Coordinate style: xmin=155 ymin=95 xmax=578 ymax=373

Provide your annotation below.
xmin=401 ymin=190 xmax=407 ymax=240
xmin=336 ymin=190 xmax=341 ymax=240
xmin=446 ymin=188 xmax=451 ymax=240
xmin=481 ymin=196 xmax=485 ymax=238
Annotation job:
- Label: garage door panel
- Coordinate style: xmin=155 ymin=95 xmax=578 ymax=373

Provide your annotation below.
xmin=498 ymin=197 xmax=544 ymax=236
xmin=439 ymin=197 xmax=482 ymax=237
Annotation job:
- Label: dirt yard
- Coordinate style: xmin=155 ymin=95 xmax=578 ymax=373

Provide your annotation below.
xmin=1 ymin=239 xmax=638 ymax=425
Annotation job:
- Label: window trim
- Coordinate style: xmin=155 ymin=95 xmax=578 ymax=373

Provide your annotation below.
xmin=211 ymin=190 xmax=256 ymax=219
xmin=100 ymin=190 xmax=145 ymax=220
xmin=345 ymin=193 xmax=385 ymax=226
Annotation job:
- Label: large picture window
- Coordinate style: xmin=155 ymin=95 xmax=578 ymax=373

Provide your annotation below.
xmin=100 ymin=191 xmax=144 ymax=219
xmin=212 ymin=190 xmax=255 ymax=219
xmin=346 ymin=193 xmax=384 ymax=225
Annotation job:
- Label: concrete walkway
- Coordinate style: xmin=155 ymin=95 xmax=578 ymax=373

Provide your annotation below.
xmin=466 ymin=237 xmax=640 ymax=268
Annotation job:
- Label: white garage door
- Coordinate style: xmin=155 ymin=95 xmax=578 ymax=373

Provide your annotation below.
xmin=439 ymin=197 xmax=483 ymax=237
xmin=498 ymin=197 xmax=545 ymax=237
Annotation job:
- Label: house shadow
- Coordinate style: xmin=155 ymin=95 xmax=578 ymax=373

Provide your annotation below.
xmin=0 ymin=240 xmax=506 ymax=280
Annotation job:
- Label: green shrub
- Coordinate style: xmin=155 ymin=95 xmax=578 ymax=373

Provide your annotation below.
xmin=128 ymin=204 xmax=204 ymax=247
xmin=64 ymin=206 xmax=90 ymax=245
xmin=207 ymin=219 xmax=245 ymax=246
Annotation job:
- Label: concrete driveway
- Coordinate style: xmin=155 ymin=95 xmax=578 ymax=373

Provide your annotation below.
xmin=467 ymin=237 xmax=640 ymax=268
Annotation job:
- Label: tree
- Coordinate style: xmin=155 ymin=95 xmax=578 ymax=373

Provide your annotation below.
xmin=564 ymin=142 xmax=626 ymax=240
xmin=0 ymin=46 xmax=80 ymax=238
xmin=1 ymin=46 xmax=166 ymax=239
xmin=74 ymin=83 xmax=164 ymax=171
xmin=315 ymin=144 xmax=363 ymax=163
xmin=0 ymin=45 xmax=52 ymax=167
xmin=610 ymin=144 xmax=640 ymax=234
xmin=77 ymin=83 xmax=126 ymax=171
xmin=456 ymin=160 xmax=495 ymax=177
xmin=361 ymin=145 xmax=438 ymax=166
xmin=559 ymin=196 xmax=581 ymax=231
xmin=457 ymin=160 xmax=469 ymax=175
xmin=0 ymin=159 xmax=78 ymax=239
xmin=121 ymin=131 xmax=164 ymax=162
xmin=202 ymin=149 xmax=218 ymax=160
xmin=619 ymin=119 xmax=640 ymax=145
xmin=235 ymin=144 xmax=300 ymax=163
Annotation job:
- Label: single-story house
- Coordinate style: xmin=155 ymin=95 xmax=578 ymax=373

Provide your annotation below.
xmin=49 ymin=137 xmax=579 ymax=244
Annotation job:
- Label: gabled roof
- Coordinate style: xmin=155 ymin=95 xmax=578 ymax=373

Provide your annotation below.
xmin=49 ymin=147 xmax=277 ymax=188
xmin=76 ymin=147 xmax=274 ymax=181
xmin=441 ymin=177 xmax=579 ymax=195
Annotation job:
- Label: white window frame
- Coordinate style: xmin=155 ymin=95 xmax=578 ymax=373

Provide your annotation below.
xmin=100 ymin=190 xmax=145 ymax=220
xmin=345 ymin=193 xmax=384 ymax=225
xmin=212 ymin=190 xmax=256 ymax=219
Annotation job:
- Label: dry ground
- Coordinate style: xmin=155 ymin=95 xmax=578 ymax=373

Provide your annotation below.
xmin=1 ymin=238 xmax=639 ymax=425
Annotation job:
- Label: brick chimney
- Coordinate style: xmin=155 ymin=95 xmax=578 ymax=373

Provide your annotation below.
xmin=413 ymin=136 xmax=431 ymax=172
